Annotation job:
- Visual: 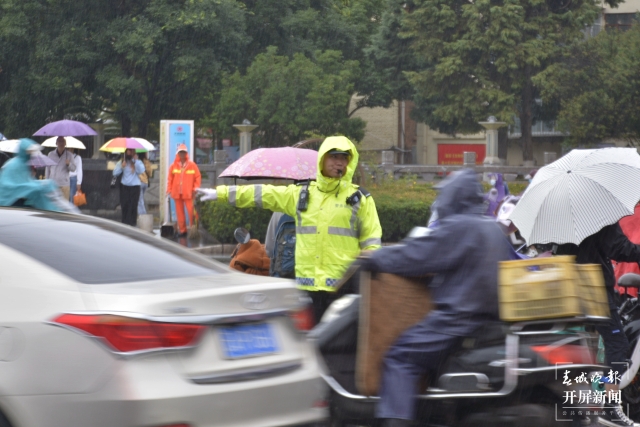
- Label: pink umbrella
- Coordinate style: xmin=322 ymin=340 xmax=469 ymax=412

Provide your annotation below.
xmin=219 ymin=147 xmax=318 ymax=180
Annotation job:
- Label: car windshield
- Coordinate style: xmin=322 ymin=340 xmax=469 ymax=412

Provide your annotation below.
xmin=0 ymin=209 xmax=227 ymax=284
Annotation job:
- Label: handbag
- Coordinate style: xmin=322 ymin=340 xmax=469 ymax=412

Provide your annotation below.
xmin=73 ymin=191 xmax=87 ymax=207
xmin=110 ymin=174 xmax=121 ymax=189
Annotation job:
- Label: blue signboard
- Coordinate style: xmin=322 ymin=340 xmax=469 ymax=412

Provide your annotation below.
xmin=161 ymin=121 xmax=194 ymax=226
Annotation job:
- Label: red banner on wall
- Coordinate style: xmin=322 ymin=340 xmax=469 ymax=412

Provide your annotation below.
xmin=437 ymin=144 xmax=486 ymax=165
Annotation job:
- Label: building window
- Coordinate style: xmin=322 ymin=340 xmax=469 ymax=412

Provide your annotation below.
xmin=605 ymin=13 xmax=638 ymax=32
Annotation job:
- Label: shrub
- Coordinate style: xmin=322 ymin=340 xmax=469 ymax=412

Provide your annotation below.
xmin=368 ymin=179 xmax=436 ymax=242
xmin=199 ymin=179 xmax=529 ymax=243
xmin=199 ymin=201 xmax=273 ymax=244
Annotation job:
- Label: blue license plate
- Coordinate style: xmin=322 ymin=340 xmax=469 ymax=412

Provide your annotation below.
xmin=219 ymin=323 xmax=278 ymax=358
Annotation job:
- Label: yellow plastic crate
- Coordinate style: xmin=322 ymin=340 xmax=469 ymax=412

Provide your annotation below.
xmin=498 ymin=256 xmax=583 ymax=322
xmin=575 ymin=264 xmax=610 ymax=318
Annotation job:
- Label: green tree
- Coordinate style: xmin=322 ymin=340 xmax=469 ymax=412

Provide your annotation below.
xmin=208 ymin=47 xmax=365 ymax=146
xmin=233 ymin=0 xmax=393 ymax=120
xmin=392 ymin=0 xmax=613 ymax=162
xmin=0 ymin=0 xmax=248 ymax=138
xmin=367 ymin=0 xmax=423 ymax=104
xmin=0 ymin=0 xmax=102 ymax=137
xmin=536 ymin=25 xmax=640 ymax=146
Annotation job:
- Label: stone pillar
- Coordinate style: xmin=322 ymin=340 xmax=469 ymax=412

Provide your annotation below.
xmin=478 ymin=116 xmax=507 ymax=166
xmin=544 ymin=152 xmax=557 ymax=165
xmin=233 ymin=121 xmax=258 ymax=157
xmin=381 ymin=150 xmax=395 ymax=180
xmin=89 ymin=123 xmax=106 ymax=159
xmin=213 ymin=150 xmax=228 ymax=187
xmin=463 ymin=152 xmax=476 ymax=166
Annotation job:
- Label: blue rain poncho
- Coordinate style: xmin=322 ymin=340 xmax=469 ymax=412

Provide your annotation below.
xmin=0 ymin=138 xmax=74 ymax=212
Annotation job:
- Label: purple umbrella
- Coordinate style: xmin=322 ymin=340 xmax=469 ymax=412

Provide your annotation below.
xmin=33 ymin=120 xmax=97 ymax=137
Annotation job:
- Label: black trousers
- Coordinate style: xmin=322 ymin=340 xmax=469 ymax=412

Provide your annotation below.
xmin=597 ymin=288 xmax=631 ymax=374
xmin=306 ymin=291 xmax=336 ymax=325
xmin=119 ymin=184 xmax=140 ymax=226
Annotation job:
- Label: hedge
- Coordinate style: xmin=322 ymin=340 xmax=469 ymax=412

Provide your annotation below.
xmin=200 ymin=201 xmax=273 ymax=244
xmin=199 ymin=181 xmax=526 ymax=243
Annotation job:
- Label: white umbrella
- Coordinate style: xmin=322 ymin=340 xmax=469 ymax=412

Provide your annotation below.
xmin=0 ymin=139 xmax=20 ymax=153
xmin=132 ymin=138 xmax=156 ymax=151
xmin=41 ymin=136 xmax=86 ymax=149
xmin=509 ymin=147 xmax=640 ymax=245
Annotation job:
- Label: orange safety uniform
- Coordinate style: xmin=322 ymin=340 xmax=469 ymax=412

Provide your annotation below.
xmin=167 ymin=148 xmax=202 ymax=234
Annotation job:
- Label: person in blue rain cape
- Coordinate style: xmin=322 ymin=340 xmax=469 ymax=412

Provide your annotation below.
xmin=0 ymin=138 xmax=77 ymax=212
xmin=357 ymin=169 xmax=512 ymax=426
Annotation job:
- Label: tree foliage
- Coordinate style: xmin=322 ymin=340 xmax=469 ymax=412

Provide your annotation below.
xmin=536 ymin=25 xmax=640 ymax=146
xmin=384 ymin=0 xmax=604 ymax=161
xmin=0 ymin=0 xmax=247 ymax=138
xmin=207 ymin=47 xmax=366 ymax=146
xmin=0 ymin=0 xmax=389 ymax=142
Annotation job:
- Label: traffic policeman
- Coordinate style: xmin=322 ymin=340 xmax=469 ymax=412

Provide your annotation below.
xmin=197 ymin=136 xmax=382 ymax=321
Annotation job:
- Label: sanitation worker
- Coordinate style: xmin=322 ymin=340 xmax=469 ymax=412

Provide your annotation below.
xmin=166 ymin=144 xmax=201 ymax=237
xmin=197 ymin=136 xmax=382 ymax=322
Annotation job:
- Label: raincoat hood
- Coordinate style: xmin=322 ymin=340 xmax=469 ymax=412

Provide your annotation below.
xmin=172 ymin=150 xmax=191 ymax=163
xmin=173 ymin=144 xmax=191 ymax=163
xmin=17 ymin=138 xmax=37 ymax=161
xmin=435 ymin=169 xmax=484 ymax=220
xmin=316 ymin=136 xmax=359 ymax=193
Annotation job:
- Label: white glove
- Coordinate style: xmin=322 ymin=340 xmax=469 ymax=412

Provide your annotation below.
xmin=196 ymin=188 xmax=218 ymax=201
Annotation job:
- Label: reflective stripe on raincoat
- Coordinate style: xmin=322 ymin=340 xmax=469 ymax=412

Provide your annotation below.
xmin=167 ymin=152 xmax=201 ymax=200
xmin=217 ymin=136 xmax=382 ymax=292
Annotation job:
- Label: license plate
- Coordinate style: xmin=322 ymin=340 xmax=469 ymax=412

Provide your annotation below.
xmin=219 ymin=323 xmax=278 ymax=359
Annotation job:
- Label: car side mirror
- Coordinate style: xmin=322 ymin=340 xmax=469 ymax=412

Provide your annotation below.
xmin=234 ymin=227 xmax=251 ymax=245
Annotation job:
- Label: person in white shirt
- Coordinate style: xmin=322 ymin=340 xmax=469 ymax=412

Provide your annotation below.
xmin=68 ymin=148 xmax=83 ymax=203
xmin=45 ymin=137 xmax=76 ymax=200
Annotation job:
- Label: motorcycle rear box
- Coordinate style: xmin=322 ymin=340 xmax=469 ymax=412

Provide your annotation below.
xmin=498 ymin=255 xmax=608 ymax=321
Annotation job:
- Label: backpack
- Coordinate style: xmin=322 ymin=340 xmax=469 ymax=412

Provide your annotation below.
xmin=270 ymin=213 xmax=296 ymax=278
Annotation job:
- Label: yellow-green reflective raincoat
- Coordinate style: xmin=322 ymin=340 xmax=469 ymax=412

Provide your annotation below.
xmin=217 ymin=136 xmax=382 ymax=292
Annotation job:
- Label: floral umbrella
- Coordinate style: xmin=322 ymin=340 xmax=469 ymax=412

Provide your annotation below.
xmin=219 ymin=147 xmax=317 ymax=180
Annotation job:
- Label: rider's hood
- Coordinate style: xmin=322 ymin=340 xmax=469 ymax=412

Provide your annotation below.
xmin=17 ymin=138 xmax=40 ymax=161
xmin=316 ymin=136 xmax=358 ymax=193
xmin=435 ymin=169 xmax=484 ymax=219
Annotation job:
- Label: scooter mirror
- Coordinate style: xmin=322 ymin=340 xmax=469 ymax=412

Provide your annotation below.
xmin=234 ymin=227 xmax=251 ymax=244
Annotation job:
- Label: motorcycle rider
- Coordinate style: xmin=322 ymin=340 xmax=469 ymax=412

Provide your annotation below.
xmin=197 ymin=136 xmax=383 ymax=322
xmin=554 ymin=224 xmax=640 ymax=427
xmin=0 ymin=138 xmax=78 ymax=212
xmin=356 ymin=169 xmax=511 ymax=427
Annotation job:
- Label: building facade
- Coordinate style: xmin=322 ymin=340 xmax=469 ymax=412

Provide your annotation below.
xmin=354 ymin=1 xmax=640 ymax=166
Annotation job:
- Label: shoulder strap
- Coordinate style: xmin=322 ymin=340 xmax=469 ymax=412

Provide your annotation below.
xmin=357 ymin=187 xmax=371 ymax=197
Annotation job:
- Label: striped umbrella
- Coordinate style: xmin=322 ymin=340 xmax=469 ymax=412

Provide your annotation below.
xmin=99 ymin=137 xmax=147 ymax=153
xmin=509 ymin=147 xmax=640 ymax=245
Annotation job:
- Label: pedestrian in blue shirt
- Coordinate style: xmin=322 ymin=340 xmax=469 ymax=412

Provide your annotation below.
xmin=113 ymin=148 xmax=145 ymax=226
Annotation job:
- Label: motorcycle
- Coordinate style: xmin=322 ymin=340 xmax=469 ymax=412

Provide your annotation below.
xmin=612 ymin=273 xmax=640 ymax=420
xmin=310 ymin=228 xmax=608 ymax=427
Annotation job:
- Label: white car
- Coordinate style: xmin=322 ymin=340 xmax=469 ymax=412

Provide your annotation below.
xmin=0 ymin=207 xmax=327 ymax=427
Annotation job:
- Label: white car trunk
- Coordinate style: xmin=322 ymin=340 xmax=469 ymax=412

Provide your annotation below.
xmin=82 ymin=274 xmax=310 ymax=381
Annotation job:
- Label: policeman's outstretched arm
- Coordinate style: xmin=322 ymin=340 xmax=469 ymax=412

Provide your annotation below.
xmin=197 ymin=185 xmax=298 ymax=217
